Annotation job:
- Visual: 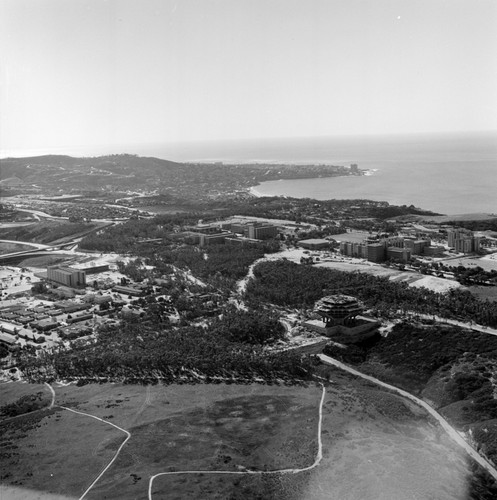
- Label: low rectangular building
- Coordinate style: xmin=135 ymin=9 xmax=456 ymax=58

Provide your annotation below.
xmin=80 ymin=264 xmax=110 ymax=275
xmin=54 ymin=301 xmax=89 ymax=314
xmin=0 ymin=332 xmax=16 ymax=347
xmin=387 ymin=247 xmax=411 ymax=263
xmin=112 ymin=285 xmax=144 ymax=296
xmin=297 ymin=239 xmax=331 ymax=250
xmin=199 ymin=232 xmax=234 ymax=246
xmin=31 ymin=319 xmax=59 ymax=331
xmin=66 ymin=313 xmax=93 ymax=324
xmin=423 ymin=245 xmax=444 ymax=256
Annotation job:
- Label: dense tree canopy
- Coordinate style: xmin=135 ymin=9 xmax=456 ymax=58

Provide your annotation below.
xmin=245 ymin=260 xmax=497 ymax=327
xmin=14 ymin=319 xmax=314 ymax=384
xmin=211 ymin=306 xmax=285 ymax=345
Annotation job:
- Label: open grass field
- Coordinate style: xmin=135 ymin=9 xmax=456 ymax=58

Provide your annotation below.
xmin=1 ymin=408 xmax=123 ymax=497
xmin=304 ymin=372 xmax=471 ymax=500
xmin=0 ymin=374 xmax=489 ymax=500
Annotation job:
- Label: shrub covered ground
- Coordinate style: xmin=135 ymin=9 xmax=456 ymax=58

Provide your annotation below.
xmin=323 ymin=322 xmax=497 ymax=469
xmin=3 ymin=374 xmax=491 ymax=500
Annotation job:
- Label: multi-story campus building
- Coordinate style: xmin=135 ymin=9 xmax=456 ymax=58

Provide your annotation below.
xmin=340 ymin=235 xmax=440 ymax=263
xmin=179 ymin=220 xmax=278 ymax=246
xmin=447 ymin=228 xmax=481 ymax=254
xmin=47 ymin=266 xmax=86 ymax=288
xmin=199 ymin=232 xmax=235 ymax=246
xmin=245 ymin=222 xmax=278 ymax=240
xmin=229 ymin=221 xmax=279 ymax=240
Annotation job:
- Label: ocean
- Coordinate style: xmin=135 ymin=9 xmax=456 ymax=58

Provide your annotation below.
xmin=8 ymin=131 xmax=496 ymax=215
xmin=138 ymin=131 xmax=497 ymax=216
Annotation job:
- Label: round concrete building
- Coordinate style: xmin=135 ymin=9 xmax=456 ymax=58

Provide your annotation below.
xmin=314 ymin=294 xmax=362 ymax=327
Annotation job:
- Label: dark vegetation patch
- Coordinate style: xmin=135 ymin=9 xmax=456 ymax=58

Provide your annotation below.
xmin=468 ymin=463 xmax=497 ymax=500
xmin=470 ymin=420 xmax=497 ymax=468
xmin=15 ymin=320 xmax=315 ymax=384
xmin=0 ymin=392 xmax=50 ymax=419
xmin=80 ymin=215 xmax=280 ymax=291
xmin=0 ymin=220 xmax=98 ymax=244
xmin=123 ymin=394 xmax=316 ymax=471
xmin=151 ymin=469 xmax=311 ymax=500
xmin=321 ymin=321 xmax=497 ymax=473
xmin=245 ymin=259 xmax=497 ymax=327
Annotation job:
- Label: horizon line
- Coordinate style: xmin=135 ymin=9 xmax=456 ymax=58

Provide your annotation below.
xmin=2 ymin=128 xmax=497 ymax=161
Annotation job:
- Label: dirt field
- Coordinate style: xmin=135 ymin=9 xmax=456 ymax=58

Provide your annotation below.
xmin=0 ymin=376 xmax=483 ymax=500
xmin=444 ymin=254 xmax=497 ymax=272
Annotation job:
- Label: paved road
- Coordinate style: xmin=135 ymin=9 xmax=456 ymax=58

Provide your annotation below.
xmin=318 ymin=354 xmax=497 ymax=481
xmin=405 ymin=311 xmax=497 ymax=337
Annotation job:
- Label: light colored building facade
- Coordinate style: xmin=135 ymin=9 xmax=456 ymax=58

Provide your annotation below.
xmin=340 ymin=235 xmax=436 ymax=263
xmin=447 ymin=229 xmax=481 ymax=253
xmin=47 ymin=266 xmax=86 ymax=288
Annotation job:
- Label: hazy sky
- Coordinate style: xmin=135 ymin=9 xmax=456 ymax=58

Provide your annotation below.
xmin=1 ymin=0 xmax=497 ymax=156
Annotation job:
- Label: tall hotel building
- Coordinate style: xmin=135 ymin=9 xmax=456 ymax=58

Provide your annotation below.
xmin=47 ymin=266 xmax=86 ymax=288
xmin=447 ymin=229 xmax=481 ymax=253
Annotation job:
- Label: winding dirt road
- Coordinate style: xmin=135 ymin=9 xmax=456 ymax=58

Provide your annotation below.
xmin=45 ymin=383 xmax=131 ymax=500
xmin=317 ymin=354 xmax=497 ymax=482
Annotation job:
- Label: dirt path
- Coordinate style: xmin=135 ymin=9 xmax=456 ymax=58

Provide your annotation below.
xmin=405 ymin=311 xmax=497 ymax=337
xmin=318 ymin=354 xmax=497 ymax=482
xmin=147 ymin=384 xmax=325 ymax=500
xmin=45 ymin=383 xmax=131 ymax=500
xmin=236 ymin=248 xmax=306 ymax=294
xmin=45 ymin=382 xmax=55 ymax=409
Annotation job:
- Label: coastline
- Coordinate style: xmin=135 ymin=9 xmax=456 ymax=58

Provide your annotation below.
xmin=248 ymin=186 xmax=263 ymax=197
xmin=249 ymin=164 xmax=497 ymax=215
xmin=247 ymin=168 xmax=373 ymax=199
